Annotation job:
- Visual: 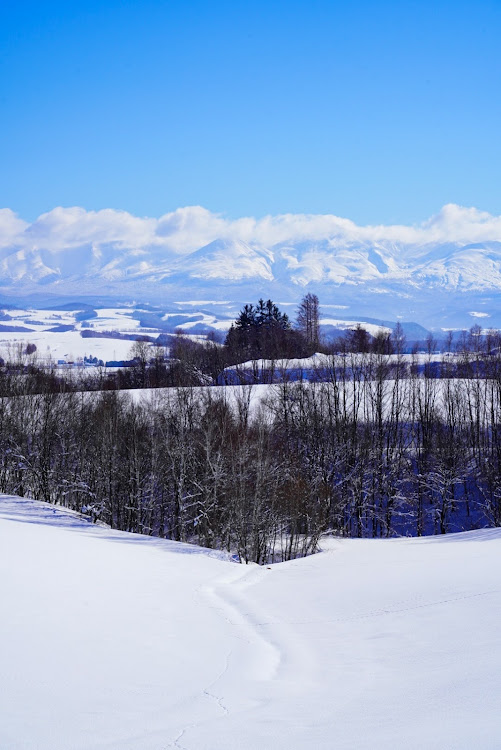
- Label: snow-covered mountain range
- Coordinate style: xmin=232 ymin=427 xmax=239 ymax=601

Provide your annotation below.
xmin=1 ymin=204 xmax=501 ymax=329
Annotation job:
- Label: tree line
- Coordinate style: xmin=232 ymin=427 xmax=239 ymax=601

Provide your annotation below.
xmin=0 ymin=385 xmax=323 ymax=563
xmin=0 ymin=343 xmax=501 ymax=562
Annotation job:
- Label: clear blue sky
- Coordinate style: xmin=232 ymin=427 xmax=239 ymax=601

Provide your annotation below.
xmin=1 ymin=0 xmax=500 ymax=224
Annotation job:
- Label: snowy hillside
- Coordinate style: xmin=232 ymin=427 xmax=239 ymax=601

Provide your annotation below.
xmin=1 ymin=205 xmax=501 ymax=328
xmin=1 ymin=493 xmax=500 ymax=750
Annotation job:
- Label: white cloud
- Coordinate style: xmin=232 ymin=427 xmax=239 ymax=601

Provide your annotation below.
xmin=0 ymin=204 xmax=500 ymax=261
xmin=0 ymin=209 xmax=28 ymax=250
xmin=25 ymin=207 xmax=157 ymax=251
xmin=419 ymin=204 xmax=501 ymax=244
xmin=156 ymin=207 xmax=232 ymax=252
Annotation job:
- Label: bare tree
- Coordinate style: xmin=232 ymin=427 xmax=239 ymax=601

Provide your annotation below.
xmin=296 ymin=293 xmax=320 ymax=349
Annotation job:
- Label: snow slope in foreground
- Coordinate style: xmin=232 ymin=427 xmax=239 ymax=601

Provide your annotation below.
xmin=1 ymin=495 xmax=500 ymax=750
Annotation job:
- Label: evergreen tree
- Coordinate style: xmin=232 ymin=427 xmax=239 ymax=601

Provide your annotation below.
xmin=225 ymin=298 xmax=296 ymax=361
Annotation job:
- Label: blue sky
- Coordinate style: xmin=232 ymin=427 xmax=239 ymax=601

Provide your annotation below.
xmin=0 ymin=0 xmax=500 ymax=224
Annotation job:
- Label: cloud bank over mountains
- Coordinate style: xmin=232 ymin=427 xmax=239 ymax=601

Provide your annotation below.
xmin=0 ymin=204 xmax=501 ymax=330
xmin=1 ymin=203 xmax=501 ymax=256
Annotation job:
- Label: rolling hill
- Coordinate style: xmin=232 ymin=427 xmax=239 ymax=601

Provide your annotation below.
xmin=1 ymin=493 xmax=500 ymax=749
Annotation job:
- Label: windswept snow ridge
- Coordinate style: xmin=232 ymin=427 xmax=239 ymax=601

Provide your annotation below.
xmin=1 ymin=494 xmax=501 ymax=749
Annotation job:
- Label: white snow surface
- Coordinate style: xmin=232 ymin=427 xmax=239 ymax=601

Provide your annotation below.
xmin=319 ymin=318 xmax=392 ymax=336
xmin=0 ymin=329 xmax=135 ymax=362
xmin=0 ymin=307 xmax=142 ymax=362
xmin=1 ymin=494 xmax=500 ymax=750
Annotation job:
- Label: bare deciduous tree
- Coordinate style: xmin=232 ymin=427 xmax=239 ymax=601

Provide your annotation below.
xmin=296 ymin=293 xmax=320 ymax=349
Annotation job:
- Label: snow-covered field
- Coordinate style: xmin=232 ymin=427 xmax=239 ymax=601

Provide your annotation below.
xmin=0 ymin=328 xmax=136 ymax=363
xmin=0 ymin=307 xmax=144 ymax=362
xmin=0 ymin=305 xmax=237 ymax=363
xmin=124 ymin=375 xmax=499 ymax=426
xmin=1 ymin=494 xmax=500 ymax=750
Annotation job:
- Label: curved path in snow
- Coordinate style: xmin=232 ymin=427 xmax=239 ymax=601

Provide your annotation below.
xmin=1 ymin=495 xmax=501 ymax=750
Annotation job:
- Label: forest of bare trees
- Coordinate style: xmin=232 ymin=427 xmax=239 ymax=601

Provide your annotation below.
xmin=1 ymin=333 xmax=501 ymax=561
